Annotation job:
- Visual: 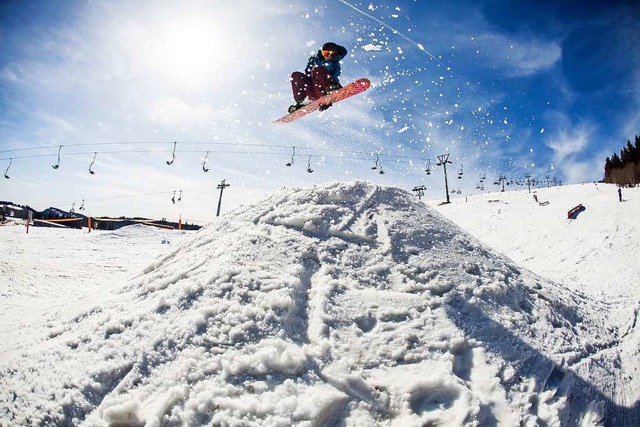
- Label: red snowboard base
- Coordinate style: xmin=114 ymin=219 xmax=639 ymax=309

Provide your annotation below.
xmin=274 ymin=78 xmax=371 ymax=124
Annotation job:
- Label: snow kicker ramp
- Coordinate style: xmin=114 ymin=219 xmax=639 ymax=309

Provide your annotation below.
xmin=0 ymin=181 xmax=636 ymax=426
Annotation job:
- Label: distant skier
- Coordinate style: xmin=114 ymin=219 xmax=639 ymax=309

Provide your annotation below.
xmin=618 ymin=186 xmax=622 ymax=202
xmin=288 ymin=42 xmax=347 ymax=114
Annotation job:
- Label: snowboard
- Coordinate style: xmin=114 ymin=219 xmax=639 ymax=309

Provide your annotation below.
xmin=274 ymin=78 xmax=371 ymax=124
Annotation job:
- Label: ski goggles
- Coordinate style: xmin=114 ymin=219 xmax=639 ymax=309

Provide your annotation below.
xmin=322 ymin=50 xmax=335 ymax=58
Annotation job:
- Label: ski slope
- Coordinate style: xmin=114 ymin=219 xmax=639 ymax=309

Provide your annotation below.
xmin=429 ymin=183 xmax=639 ymax=301
xmin=0 ymin=181 xmax=638 ymax=426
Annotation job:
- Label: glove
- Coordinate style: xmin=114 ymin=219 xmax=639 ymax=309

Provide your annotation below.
xmin=319 ymin=103 xmax=332 ymax=112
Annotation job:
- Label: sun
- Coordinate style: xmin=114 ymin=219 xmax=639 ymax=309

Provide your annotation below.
xmin=156 ymin=20 xmax=222 ymax=83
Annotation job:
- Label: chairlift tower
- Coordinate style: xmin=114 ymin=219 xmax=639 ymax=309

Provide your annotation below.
xmin=216 ymin=179 xmax=230 ymax=217
xmin=497 ymin=175 xmax=508 ymax=192
xmin=436 ymin=154 xmax=452 ymax=204
xmin=412 ymin=185 xmax=426 ymax=200
xmin=524 ymin=173 xmax=533 ymax=193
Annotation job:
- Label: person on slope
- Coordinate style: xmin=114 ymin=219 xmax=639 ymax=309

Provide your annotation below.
xmin=288 ymin=42 xmax=348 ymax=114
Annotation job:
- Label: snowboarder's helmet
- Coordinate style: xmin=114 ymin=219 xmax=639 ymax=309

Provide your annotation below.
xmin=322 ymin=42 xmax=339 ymax=53
xmin=321 ymin=42 xmax=346 ymax=58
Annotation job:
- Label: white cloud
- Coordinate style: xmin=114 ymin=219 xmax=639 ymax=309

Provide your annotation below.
xmin=559 ymin=160 xmax=592 ymax=183
xmin=473 ymin=33 xmax=561 ymax=77
xmin=148 ymin=98 xmax=237 ymax=127
xmin=546 ymin=127 xmax=589 ymax=163
xmin=0 ymin=63 xmax=21 ymax=82
xmin=33 ymin=112 xmax=78 ymax=135
xmin=543 ymin=120 xmax=606 ymax=182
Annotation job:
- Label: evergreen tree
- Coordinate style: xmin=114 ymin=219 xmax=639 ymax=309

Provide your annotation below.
xmin=603 ymin=136 xmax=640 ymax=185
xmin=620 ymin=140 xmax=634 ymax=164
xmin=632 ymin=136 xmax=640 ymax=164
xmin=611 ymin=152 xmax=622 ymax=168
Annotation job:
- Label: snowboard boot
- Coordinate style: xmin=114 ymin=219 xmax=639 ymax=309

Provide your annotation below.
xmin=288 ymin=102 xmax=304 ymax=114
xmin=288 ymin=97 xmax=313 ymax=114
xmin=324 ymin=83 xmax=342 ymax=95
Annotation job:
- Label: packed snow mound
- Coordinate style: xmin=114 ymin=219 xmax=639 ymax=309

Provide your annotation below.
xmin=90 ymin=223 xmax=180 ymax=241
xmin=0 ymin=181 xmax=628 ymax=426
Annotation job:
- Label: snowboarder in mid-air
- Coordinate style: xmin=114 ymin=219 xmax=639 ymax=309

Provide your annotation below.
xmin=288 ymin=42 xmax=348 ymax=114
xmin=274 ymin=42 xmax=369 ymax=124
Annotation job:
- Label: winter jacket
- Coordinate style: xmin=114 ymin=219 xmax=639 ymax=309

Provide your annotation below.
xmin=304 ymin=43 xmax=348 ymax=81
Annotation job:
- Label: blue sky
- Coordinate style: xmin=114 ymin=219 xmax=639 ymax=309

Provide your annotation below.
xmin=1 ymin=0 xmax=638 ymax=223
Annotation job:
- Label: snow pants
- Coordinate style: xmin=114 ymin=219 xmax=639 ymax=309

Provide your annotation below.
xmin=290 ymin=67 xmax=337 ymax=102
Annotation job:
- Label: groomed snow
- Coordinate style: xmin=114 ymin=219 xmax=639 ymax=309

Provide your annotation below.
xmin=0 ymin=181 xmax=638 ymax=426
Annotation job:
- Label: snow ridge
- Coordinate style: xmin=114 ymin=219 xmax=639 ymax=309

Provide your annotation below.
xmin=0 ymin=181 xmax=633 ymax=426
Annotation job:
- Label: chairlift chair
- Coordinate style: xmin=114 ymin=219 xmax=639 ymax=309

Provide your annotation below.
xmin=202 ymin=151 xmax=210 ymax=172
xmin=372 ymin=154 xmax=380 ymax=170
xmin=286 ymin=146 xmax=296 ymax=166
xmin=52 ymin=145 xmax=62 ymax=169
xmin=4 ymin=158 xmax=11 ymax=179
xmin=89 ymin=152 xmax=97 ymax=174
xmin=166 ymin=142 xmax=177 ymax=165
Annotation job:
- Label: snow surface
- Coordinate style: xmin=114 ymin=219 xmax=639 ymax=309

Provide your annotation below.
xmin=0 ymin=181 xmax=638 ymax=426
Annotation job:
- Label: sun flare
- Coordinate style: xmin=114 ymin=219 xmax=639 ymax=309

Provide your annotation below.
xmin=156 ymin=20 xmax=223 ymax=82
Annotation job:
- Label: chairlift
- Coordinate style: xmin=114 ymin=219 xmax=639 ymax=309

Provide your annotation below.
xmin=202 ymin=151 xmax=210 ymax=172
xmin=89 ymin=152 xmax=97 ymax=174
xmin=286 ymin=146 xmax=296 ymax=166
xmin=425 ymin=159 xmax=432 ymax=175
xmin=79 ymin=199 xmax=85 ymax=211
xmin=480 ymin=170 xmax=486 ymax=182
xmin=307 ymin=156 xmax=314 ymax=173
xmin=52 ymin=145 xmax=62 ymax=169
xmin=166 ymin=142 xmax=177 ymax=165
xmin=69 ymin=203 xmax=75 ymax=214
xmin=178 ymin=190 xmax=182 ymax=202
xmin=457 ymin=164 xmax=464 ymax=179
xmin=4 ymin=158 xmax=11 ymax=179
xmin=371 ymin=154 xmax=385 ymax=174
xmin=372 ymin=154 xmax=380 ymax=170
xmin=171 ymin=191 xmax=176 ymax=204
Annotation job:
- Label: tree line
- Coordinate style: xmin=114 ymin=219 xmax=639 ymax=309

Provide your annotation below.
xmin=603 ymin=135 xmax=640 ymax=186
